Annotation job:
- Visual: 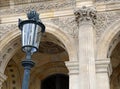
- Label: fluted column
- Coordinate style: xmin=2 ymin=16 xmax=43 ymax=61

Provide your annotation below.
xmin=74 ymin=6 xmax=97 ymax=89
xmin=96 ymin=59 xmax=111 ymax=89
xmin=65 ymin=61 xmax=79 ymax=89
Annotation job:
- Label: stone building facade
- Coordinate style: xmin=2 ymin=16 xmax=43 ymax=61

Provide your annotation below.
xmin=0 ymin=0 xmax=120 ymax=89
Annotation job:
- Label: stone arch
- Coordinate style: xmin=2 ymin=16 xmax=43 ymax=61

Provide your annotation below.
xmin=97 ymin=19 xmax=120 ymax=59
xmin=0 ymin=22 xmax=77 ymax=73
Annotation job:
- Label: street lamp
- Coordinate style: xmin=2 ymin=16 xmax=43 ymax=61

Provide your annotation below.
xmin=18 ymin=10 xmax=45 ymax=89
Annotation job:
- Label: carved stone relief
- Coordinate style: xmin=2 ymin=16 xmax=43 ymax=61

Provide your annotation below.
xmin=0 ymin=24 xmax=17 ymax=41
xmin=0 ymin=0 xmax=75 ymax=16
xmin=51 ymin=16 xmax=78 ymax=38
xmin=74 ymin=6 xmax=97 ymax=26
xmin=95 ymin=11 xmax=120 ymax=41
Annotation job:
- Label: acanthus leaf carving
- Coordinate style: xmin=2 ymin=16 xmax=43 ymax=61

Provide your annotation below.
xmin=95 ymin=11 xmax=120 ymax=42
xmin=74 ymin=6 xmax=97 ymax=26
xmin=51 ymin=16 xmax=78 ymax=38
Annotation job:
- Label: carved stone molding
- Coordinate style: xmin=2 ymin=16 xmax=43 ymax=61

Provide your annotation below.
xmin=0 ymin=24 xmax=17 ymax=40
xmin=0 ymin=0 xmax=75 ymax=16
xmin=65 ymin=61 xmax=79 ymax=75
xmin=96 ymin=58 xmax=112 ymax=76
xmin=74 ymin=6 xmax=97 ymax=26
xmin=96 ymin=0 xmax=120 ymax=2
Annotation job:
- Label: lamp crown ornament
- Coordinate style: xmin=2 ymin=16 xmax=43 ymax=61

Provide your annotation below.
xmin=18 ymin=10 xmax=45 ymax=53
xmin=27 ymin=10 xmax=39 ymax=21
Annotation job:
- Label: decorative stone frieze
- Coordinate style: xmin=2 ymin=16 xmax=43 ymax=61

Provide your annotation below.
xmin=65 ymin=61 xmax=79 ymax=75
xmin=96 ymin=59 xmax=112 ymax=76
xmin=51 ymin=17 xmax=78 ymax=38
xmin=0 ymin=0 xmax=75 ymax=16
xmin=74 ymin=6 xmax=97 ymax=26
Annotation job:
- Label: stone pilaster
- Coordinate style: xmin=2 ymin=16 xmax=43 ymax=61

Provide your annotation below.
xmin=74 ymin=6 xmax=97 ymax=89
xmin=0 ymin=72 xmax=7 ymax=89
xmin=65 ymin=61 xmax=79 ymax=89
xmin=96 ymin=59 xmax=112 ymax=89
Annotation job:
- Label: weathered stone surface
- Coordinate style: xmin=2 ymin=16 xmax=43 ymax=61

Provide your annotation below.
xmin=95 ymin=11 xmax=120 ymax=41
xmin=51 ymin=16 xmax=78 ymax=38
xmin=74 ymin=6 xmax=97 ymax=26
xmin=0 ymin=24 xmax=17 ymax=40
xmin=96 ymin=0 xmax=120 ymax=2
xmin=0 ymin=0 xmax=75 ymax=16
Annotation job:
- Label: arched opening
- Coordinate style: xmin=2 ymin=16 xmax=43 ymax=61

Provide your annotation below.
xmin=1 ymin=32 xmax=69 ymax=89
xmin=110 ymin=41 xmax=120 ymax=89
xmin=96 ymin=20 xmax=120 ymax=89
xmin=41 ymin=74 xmax=69 ymax=89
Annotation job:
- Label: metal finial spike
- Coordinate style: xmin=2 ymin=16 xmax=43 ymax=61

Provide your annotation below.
xmin=27 ymin=10 xmax=39 ymax=20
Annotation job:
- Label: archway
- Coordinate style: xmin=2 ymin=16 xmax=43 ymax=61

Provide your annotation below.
xmin=0 ymin=22 xmax=76 ymax=89
xmin=1 ymin=32 xmax=69 ymax=89
xmin=110 ymin=41 xmax=120 ymax=89
xmin=97 ymin=19 xmax=120 ymax=59
xmin=96 ymin=19 xmax=120 ymax=89
xmin=0 ymin=23 xmax=77 ymax=74
xmin=41 ymin=74 xmax=69 ymax=89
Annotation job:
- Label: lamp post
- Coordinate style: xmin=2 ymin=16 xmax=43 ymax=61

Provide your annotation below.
xmin=18 ymin=10 xmax=45 ymax=89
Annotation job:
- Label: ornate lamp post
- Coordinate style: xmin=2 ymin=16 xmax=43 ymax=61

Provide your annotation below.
xmin=18 ymin=10 xmax=45 ymax=89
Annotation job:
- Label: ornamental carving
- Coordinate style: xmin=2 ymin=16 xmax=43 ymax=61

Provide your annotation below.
xmin=95 ymin=11 xmax=120 ymax=41
xmin=51 ymin=16 xmax=78 ymax=38
xmin=74 ymin=6 xmax=97 ymax=26
xmin=0 ymin=24 xmax=17 ymax=40
xmin=0 ymin=0 xmax=75 ymax=16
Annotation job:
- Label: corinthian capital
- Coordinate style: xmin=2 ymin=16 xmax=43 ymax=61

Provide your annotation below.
xmin=74 ymin=6 xmax=97 ymax=25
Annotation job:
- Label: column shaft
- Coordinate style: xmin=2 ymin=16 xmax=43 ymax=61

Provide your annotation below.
xmin=74 ymin=6 xmax=97 ymax=89
xmin=79 ymin=22 xmax=96 ymax=89
xmin=65 ymin=61 xmax=79 ymax=89
xmin=96 ymin=73 xmax=110 ymax=89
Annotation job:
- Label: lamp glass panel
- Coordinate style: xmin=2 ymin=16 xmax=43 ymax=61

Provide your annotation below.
xmin=22 ymin=23 xmax=42 ymax=53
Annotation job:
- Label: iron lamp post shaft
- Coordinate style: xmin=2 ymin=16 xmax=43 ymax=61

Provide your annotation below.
xmin=21 ymin=52 xmax=35 ymax=89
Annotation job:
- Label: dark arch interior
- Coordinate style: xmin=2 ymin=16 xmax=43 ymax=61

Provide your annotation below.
xmin=41 ymin=74 xmax=69 ymax=89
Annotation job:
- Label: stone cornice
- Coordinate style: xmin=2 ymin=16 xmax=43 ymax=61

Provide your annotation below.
xmin=95 ymin=1 xmax=120 ymax=12
xmin=65 ymin=61 xmax=79 ymax=75
xmin=0 ymin=0 xmax=75 ymax=16
xmin=96 ymin=0 xmax=120 ymax=3
xmin=0 ymin=1 xmax=120 ymax=18
xmin=95 ymin=58 xmax=112 ymax=76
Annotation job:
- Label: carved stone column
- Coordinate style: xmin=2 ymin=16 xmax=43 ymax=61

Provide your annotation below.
xmin=0 ymin=72 xmax=7 ymax=89
xmin=96 ymin=59 xmax=112 ymax=89
xmin=74 ymin=6 xmax=97 ymax=89
xmin=65 ymin=61 xmax=79 ymax=89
